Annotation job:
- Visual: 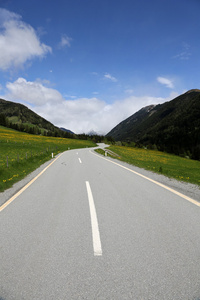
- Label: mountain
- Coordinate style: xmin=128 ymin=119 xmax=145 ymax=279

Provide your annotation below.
xmin=0 ymin=98 xmax=56 ymax=131
xmin=60 ymin=127 xmax=74 ymax=134
xmin=107 ymin=104 xmax=157 ymax=141
xmin=87 ymin=130 xmax=98 ymax=136
xmin=0 ymin=98 xmax=74 ymax=138
xmin=106 ymin=90 xmax=200 ymax=159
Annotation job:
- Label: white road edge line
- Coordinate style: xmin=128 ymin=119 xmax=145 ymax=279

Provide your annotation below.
xmin=0 ymin=153 xmax=64 ymax=212
xmin=91 ymin=150 xmax=200 ymax=207
xmin=85 ymin=181 xmax=102 ymax=256
xmin=79 ymin=158 xmax=82 ymax=163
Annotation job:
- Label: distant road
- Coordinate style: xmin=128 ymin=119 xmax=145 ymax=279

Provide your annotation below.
xmin=1 ymin=146 xmax=200 ymax=299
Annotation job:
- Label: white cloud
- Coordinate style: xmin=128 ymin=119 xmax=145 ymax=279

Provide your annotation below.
xmin=0 ymin=8 xmax=52 ymax=70
xmin=58 ymin=35 xmax=72 ymax=48
xmin=157 ymin=76 xmax=174 ymax=89
xmin=6 ymin=78 xmax=63 ymax=106
xmin=4 ymin=77 xmax=171 ymax=134
xmin=124 ymin=89 xmax=134 ymax=94
xmin=173 ymin=42 xmax=191 ymax=60
xmin=104 ymin=73 xmax=118 ymax=82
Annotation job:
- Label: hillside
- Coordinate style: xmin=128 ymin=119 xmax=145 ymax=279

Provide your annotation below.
xmin=106 ymin=90 xmax=200 ymax=159
xmin=0 ymin=98 xmax=73 ymax=137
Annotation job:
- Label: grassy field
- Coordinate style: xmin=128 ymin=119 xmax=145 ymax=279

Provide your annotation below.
xmin=95 ymin=145 xmax=200 ymax=186
xmin=0 ymin=126 xmax=96 ymax=192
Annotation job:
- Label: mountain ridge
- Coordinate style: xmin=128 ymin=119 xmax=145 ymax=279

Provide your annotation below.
xmin=106 ymin=90 xmax=200 ymax=159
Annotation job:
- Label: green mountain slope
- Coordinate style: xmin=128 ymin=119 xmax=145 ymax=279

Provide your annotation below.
xmin=106 ymin=90 xmax=200 ymax=159
xmin=0 ymin=98 xmax=74 ymax=137
xmin=0 ymin=98 xmax=56 ymax=131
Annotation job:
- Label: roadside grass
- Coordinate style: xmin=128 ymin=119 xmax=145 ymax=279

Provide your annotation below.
xmin=0 ymin=126 xmax=96 ymax=192
xmin=95 ymin=145 xmax=200 ymax=186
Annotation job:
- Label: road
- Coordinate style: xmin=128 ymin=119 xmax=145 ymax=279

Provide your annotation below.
xmin=1 ymin=146 xmax=200 ymax=300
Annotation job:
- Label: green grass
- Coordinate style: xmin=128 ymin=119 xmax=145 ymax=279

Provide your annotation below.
xmin=0 ymin=126 xmax=96 ymax=192
xmin=95 ymin=145 xmax=200 ymax=186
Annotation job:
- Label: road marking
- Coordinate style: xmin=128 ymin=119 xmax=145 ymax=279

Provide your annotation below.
xmin=0 ymin=153 xmax=64 ymax=212
xmin=79 ymin=158 xmax=82 ymax=164
xmin=86 ymin=181 xmax=102 ymax=256
xmin=91 ymin=150 xmax=200 ymax=207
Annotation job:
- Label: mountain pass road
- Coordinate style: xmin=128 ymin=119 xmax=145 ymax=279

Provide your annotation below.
xmin=0 ymin=146 xmax=200 ymax=300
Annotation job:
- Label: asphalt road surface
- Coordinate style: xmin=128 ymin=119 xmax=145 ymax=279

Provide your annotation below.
xmin=1 ymin=146 xmax=200 ymax=300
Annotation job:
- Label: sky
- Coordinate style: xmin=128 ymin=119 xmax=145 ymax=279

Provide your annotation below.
xmin=0 ymin=0 xmax=199 ymax=134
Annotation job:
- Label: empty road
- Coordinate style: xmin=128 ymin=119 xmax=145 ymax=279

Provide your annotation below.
xmin=1 ymin=146 xmax=200 ymax=300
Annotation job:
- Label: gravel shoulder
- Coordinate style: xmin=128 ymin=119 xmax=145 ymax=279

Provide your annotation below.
xmin=103 ymin=155 xmax=200 ymax=203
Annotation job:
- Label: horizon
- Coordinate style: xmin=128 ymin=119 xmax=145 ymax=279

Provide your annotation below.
xmin=2 ymin=88 xmax=196 ymax=136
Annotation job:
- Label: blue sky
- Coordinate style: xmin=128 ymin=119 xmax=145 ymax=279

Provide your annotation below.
xmin=0 ymin=0 xmax=199 ymax=134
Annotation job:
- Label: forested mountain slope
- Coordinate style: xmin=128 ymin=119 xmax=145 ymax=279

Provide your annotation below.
xmin=0 ymin=98 xmax=73 ymax=137
xmin=106 ymin=90 xmax=200 ymax=159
